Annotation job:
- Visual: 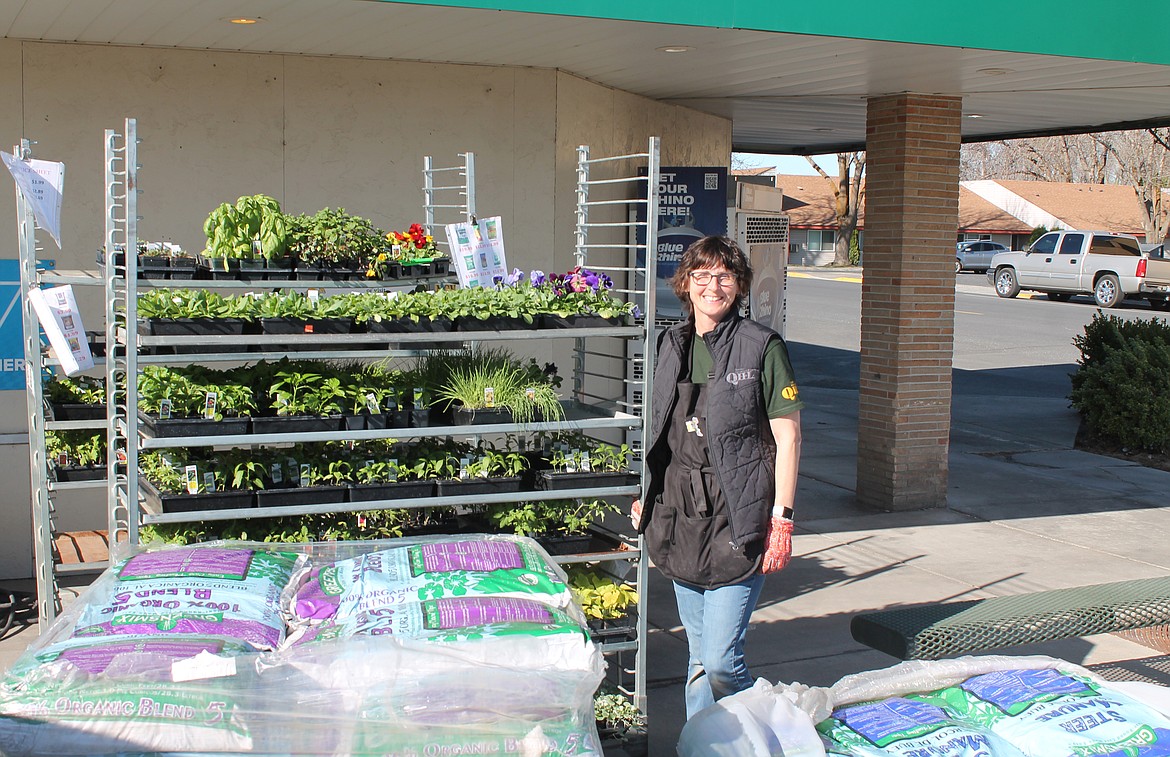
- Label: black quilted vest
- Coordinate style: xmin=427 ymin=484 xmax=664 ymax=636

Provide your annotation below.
xmin=640 ymin=314 xmax=778 ymax=547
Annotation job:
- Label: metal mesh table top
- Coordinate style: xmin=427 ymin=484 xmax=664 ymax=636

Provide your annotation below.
xmin=851 ymin=576 xmax=1170 ymax=660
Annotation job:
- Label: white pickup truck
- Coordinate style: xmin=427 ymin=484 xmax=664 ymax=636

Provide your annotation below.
xmin=1141 ymin=244 xmax=1170 ymax=311
xmin=987 ymin=230 xmax=1146 ymax=308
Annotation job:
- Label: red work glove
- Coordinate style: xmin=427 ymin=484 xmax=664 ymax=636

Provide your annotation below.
xmin=761 ymin=516 xmax=794 ymax=574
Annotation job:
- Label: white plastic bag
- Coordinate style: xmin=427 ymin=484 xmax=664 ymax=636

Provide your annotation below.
xmin=678 ymin=678 xmax=826 ymax=757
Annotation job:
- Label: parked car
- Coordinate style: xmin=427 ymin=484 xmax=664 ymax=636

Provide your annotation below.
xmin=955 ymin=240 xmax=1008 ymax=273
xmin=1141 ymin=243 xmax=1170 ymax=311
xmin=987 ymin=230 xmax=1145 ymax=308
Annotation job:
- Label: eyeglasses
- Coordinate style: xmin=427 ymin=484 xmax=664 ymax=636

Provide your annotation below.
xmin=688 ymin=270 xmax=737 ymax=287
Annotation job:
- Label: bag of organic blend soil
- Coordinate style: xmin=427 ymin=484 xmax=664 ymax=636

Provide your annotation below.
xmin=289 ymin=536 xmax=572 ymax=624
xmin=917 ymin=668 xmax=1170 ymax=756
xmin=288 ymin=596 xmax=585 ymax=645
xmin=72 ymin=546 xmax=304 ymax=651
xmin=816 ymin=696 xmax=1026 ymax=757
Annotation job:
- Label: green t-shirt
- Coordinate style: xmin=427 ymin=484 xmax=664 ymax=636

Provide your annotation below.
xmin=690 ymin=333 xmax=804 ymax=418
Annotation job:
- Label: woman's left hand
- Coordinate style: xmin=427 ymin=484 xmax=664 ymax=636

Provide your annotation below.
xmin=761 ymin=516 xmax=793 ymax=574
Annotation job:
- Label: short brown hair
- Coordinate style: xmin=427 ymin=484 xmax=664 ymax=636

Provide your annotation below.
xmin=668 ymin=235 xmax=753 ymax=314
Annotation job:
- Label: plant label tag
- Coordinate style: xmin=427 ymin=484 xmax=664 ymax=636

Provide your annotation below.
xmin=184 ymin=465 xmax=199 ymax=495
xmin=252 ymin=239 xmax=263 ymax=256
xmin=459 ymin=456 xmax=471 ymax=480
xmin=203 ymin=392 xmax=217 ymax=420
xmin=299 ymin=464 xmax=311 ymax=488
xmin=357 ymin=513 xmax=367 ymax=529
xmin=365 ymin=393 xmax=380 ymax=414
xmin=270 ymin=463 xmax=283 ymax=485
xmin=307 ymin=288 xmax=320 ymax=304
xmin=477 ymin=455 xmax=490 ymax=479
xmin=566 ymin=451 xmax=578 ymax=474
xmin=387 ymin=389 xmax=399 ymax=410
xmin=203 ymin=472 xmax=215 ymax=491
xmin=483 ymin=387 xmax=495 ymax=408
xmin=525 ymin=387 xmax=536 ymax=402
xmin=581 ymin=452 xmax=593 ymax=473
xmin=159 ymin=398 xmax=172 ymax=420
xmin=388 ymin=458 xmax=398 ymax=482
xmin=413 ymin=387 xmax=425 ymax=410
xmin=57 ymin=452 xmax=69 ymax=467
xmin=115 ymin=448 xmax=127 ymax=464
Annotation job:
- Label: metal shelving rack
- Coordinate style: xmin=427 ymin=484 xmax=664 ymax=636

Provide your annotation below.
xmin=94 ymin=123 xmax=659 ymax=731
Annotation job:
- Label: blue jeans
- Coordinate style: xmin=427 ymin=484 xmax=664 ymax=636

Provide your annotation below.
xmin=672 ymin=573 xmax=766 ymax=719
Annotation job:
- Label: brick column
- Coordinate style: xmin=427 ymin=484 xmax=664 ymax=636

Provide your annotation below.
xmin=857 ymin=94 xmax=961 ymax=510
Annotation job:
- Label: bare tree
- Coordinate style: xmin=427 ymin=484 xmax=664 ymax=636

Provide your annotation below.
xmin=807 ymin=152 xmax=865 ymax=266
xmin=959 ymin=134 xmax=1112 ymax=183
xmin=959 ymin=130 xmax=1170 ymax=243
xmin=1097 ymin=129 xmax=1170 ymax=244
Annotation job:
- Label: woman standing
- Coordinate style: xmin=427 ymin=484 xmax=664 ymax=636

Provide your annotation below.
xmin=632 ymin=235 xmax=803 ymax=719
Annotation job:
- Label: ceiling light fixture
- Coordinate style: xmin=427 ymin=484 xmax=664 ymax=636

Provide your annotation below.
xmin=977 ymin=67 xmax=1014 ymax=76
xmin=966 ymin=113 xmax=985 ymax=119
xmin=656 ymin=45 xmax=693 ymax=54
xmin=224 ymin=16 xmax=262 ymax=25
xmin=811 ymin=127 xmax=833 ymax=132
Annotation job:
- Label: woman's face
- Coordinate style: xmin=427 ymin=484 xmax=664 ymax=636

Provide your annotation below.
xmin=687 ymin=266 xmax=739 ymax=329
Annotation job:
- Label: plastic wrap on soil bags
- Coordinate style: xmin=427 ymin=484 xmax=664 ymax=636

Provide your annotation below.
xmin=0 ymin=535 xmax=605 ymax=756
xmin=678 ymin=655 xmax=1170 ymax=757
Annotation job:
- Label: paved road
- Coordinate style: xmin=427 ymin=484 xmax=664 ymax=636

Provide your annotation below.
xmin=784 ymin=267 xmax=1167 ymax=397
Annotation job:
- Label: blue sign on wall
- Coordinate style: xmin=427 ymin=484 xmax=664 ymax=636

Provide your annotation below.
xmin=0 ymin=260 xmax=28 ymax=389
xmin=0 ymin=258 xmax=54 ymax=390
xmin=637 ymin=167 xmax=728 ymax=319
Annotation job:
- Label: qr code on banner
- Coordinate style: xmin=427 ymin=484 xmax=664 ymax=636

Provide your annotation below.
xmin=704 ymin=173 xmax=719 ymax=190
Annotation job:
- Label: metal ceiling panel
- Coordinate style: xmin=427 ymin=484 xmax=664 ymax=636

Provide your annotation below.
xmin=0 ymin=0 xmax=1167 ymax=154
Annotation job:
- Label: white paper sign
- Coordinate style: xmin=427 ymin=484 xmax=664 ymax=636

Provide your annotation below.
xmin=444 ymin=216 xmax=507 ymax=288
xmin=2 ymin=152 xmax=64 ymax=249
xmin=27 ymin=285 xmax=93 ymax=375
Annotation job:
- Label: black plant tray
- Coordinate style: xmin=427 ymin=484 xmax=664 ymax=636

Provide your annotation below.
xmin=365 ymin=411 xmax=408 ymax=429
xmin=138 ymin=318 xmax=249 ymax=337
xmin=347 ymin=480 xmax=435 ymax=503
xmin=587 ymin=612 xmax=638 ymax=643
xmin=251 ymin=415 xmax=345 ymax=435
xmin=536 ymin=471 xmax=639 ymax=491
xmin=47 ymin=402 xmax=105 ymax=421
xmin=452 ymin=406 xmax=513 ymax=426
xmin=454 ymin=315 xmax=534 ymax=332
xmin=259 ymin=317 xmax=355 ymax=335
xmin=365 ymin=316 xmax=454 ymax=333
xmin=138 ymin=412 xmax=250 ymax=438
xmin=255 ymin=485 xmax=347 ymax=508
xmin=434 ymin=477 xmax=523 ymax=497
xmin=140 ymin=478 xmax=255 ymax=513
xmin=53 ymin=465 xmax=105 ymax=482
xmin=536 ymin=533 xmax=594 ymax=556
xmin=539 ymin=314 xmax=624 ymax=329
xmin=598 ymin=725 xmax=647 ymax=757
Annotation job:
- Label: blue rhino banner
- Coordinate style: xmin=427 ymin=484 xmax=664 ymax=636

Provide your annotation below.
xmin=637 ymin=167 xmax=728 ymax=320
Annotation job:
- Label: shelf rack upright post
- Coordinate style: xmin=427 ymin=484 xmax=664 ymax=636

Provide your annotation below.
xmin=573 ymin=136 xmax=661 ymax=713
xmin=15 ymin=138 xmax=60 ymax=626
xmin=104 ymin=119 xmax=139 ymax=550
xmin=423 ymin=152 xmax=476 ymax=249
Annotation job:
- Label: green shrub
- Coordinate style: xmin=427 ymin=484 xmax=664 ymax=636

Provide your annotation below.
xmin=1070 ymin=312 xmax=1170 ymax=452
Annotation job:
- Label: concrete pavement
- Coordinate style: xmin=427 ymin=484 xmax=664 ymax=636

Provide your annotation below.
xmin=4 ymin=276 xmax=1170 ymax=754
